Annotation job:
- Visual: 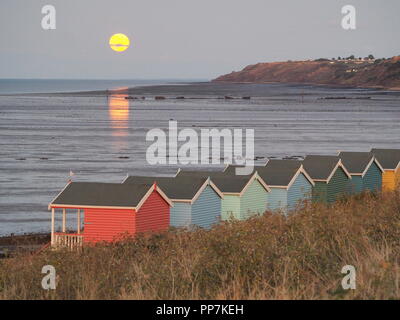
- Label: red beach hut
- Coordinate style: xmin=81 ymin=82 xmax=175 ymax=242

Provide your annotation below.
xmin=48 ymin=182 xmax=172 ymax=247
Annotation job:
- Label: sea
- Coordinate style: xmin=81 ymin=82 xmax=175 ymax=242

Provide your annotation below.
xmin=0 ymin=79 xmax=399 ymax=236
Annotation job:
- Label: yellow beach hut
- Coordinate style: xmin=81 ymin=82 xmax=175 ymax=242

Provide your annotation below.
xmin=371 ymin=149 xmax=400 ymax=191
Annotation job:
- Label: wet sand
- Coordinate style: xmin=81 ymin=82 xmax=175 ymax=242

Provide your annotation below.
xmin=0 ymin=82 xmax=399 ymax=236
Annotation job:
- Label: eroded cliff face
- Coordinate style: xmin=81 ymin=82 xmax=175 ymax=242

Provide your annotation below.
xmin=213 ymin=56 xmax=400 ymax=90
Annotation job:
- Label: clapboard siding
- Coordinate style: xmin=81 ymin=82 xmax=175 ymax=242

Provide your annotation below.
xmin=396 ymin=169 xmax=400 ymax=189
xmin=287 ymin=173 xmax=312 ymax=211
xmin=349 ymin=176 xmax=363 ymax=194
xmin=221 ymin=195 xmax=241 ymax=221
xmin=327 ymin=167 xmax=349 ymax=203
xmin=267 ymin=188 xmax=288 ymax=212
xmin=363 ymin=162 xmax=382 ymax=192
xmin=240 ymin=180 xmax=267 ymax=219
xmin=382 ymin=171 xmax=396 ymax=191
xmin=192 ymin=185 xmax=221 ymax=229
xmin=170 ymin=202 xmax=191 ymax=227
xmin=84 ymin=208 xmax=135 ymax=243
xmin=136 ymin=190 xmax=170 ymax=234
xmin=312 ymin=182 xmax=328 ymax=203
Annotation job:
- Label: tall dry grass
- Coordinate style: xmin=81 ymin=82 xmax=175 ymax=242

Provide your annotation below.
xmin=1 ymin=191 xmax=399 ymax=300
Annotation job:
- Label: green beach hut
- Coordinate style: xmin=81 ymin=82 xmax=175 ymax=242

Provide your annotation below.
xmin=338 ymin=151 xmax=384 ymax=194
xmin=224 ymin=160 xmax=315 ymax=214
xmin=302 ymin=155 xmax=352 ymax=204
xmin=176 ymin=169 xmax=270 ymax=221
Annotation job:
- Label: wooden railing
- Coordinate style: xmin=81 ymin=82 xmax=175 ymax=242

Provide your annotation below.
xmin=53 ymin=233 xmax=83 ymax=249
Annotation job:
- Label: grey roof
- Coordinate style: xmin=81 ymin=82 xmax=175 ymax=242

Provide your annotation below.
xmin=124 ymin=176 xmax=210 ymax=200
xmin=338 ymin=152 xmax=375 ymax=174
xmin=175 ymin=170 xmax=227 ymax=180
xmin=224 ymin=160 xmax=303 ymax=186
xmin=371 ymin=149 xmax=400 ymax=170
xmin=207 ymin=176 xmax=253 ymax=193
xmin=223 ymin=165 xmax=259 ymax=176
xmin=265 ymin=159 xmax=303 ymax=171
xmin=51 ymin=182 xmax=153 ymax=208
xmin=176 ymin=169 xmax=225 ymax=178
xmin=176 ymin=170 xmax=253 ymax=193
xmin=302 ymin=155 xmax=342 ymax=180
xmin=262 ymin=160 xmax=304 ymax=186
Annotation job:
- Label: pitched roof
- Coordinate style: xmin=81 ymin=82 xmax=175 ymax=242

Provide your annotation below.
xmin=207 ymin=175 xmax=255 ymax=193
xmin=262 ymin=160 xmax=304 ymax=186
xmin=302 ymin=155 xmax=343 ymax=180
xmin=50 ymin=182 xmax=153 ymax=208
xmin=224 ymin=160 xmax=307 ymax=187
xmin=223 ymin=165 xmax=259 ymax=176
xmin=265 ymin=159 xmax=303 ymax=171
xmin=371 ymin=148 xmax=400 ymax=170
xmin=123 ymin=176 xmax=213 ymax=200
xmin=176 ymin=169 xmax=226 ymax=178
xmin=338 ymin=152 xmax=376 ymax=174
xmin=176 ymin=169 xmax=259 ymax=193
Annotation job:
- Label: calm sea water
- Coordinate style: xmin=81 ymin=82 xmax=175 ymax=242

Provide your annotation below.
xmin=0 ymin=80 xmax=399 ymax=235
xmin=0 ymin=79 xmax=193 ymax=94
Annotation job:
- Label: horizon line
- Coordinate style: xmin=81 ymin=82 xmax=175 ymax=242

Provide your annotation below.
xmin=0 ymin=77 xmax=210 ymax=81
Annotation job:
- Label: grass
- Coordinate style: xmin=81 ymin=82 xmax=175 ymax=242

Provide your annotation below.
xmin=1 ymin=191 xmax=399 ymax=300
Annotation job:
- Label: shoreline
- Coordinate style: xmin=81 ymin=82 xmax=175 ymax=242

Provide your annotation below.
xmin=0 ymin=233 xmax=50 ymax=246
xmin=0 ymin=80 xmax=205 ymax=97
xmin=211 ymin=80 xmax=400 ymax=92
xmin=212 ymin=56 xmax=400 ymax=92
xmin=0 ymin=233 xmax=50 ymax=258
xmin=2 ymin=80 xmax=400 ymax=97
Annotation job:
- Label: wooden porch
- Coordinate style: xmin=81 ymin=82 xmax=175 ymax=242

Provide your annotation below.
xmin=50 ymin=208 xmax=84 ymax=249
xmin=53 ymin=233 xmax=83 ymax=249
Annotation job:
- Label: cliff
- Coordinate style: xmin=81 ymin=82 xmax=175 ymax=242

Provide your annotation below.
xmin=213 ymin=56 xmax=400 ymax=90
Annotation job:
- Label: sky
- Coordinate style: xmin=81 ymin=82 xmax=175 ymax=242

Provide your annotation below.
xmin=0 ymin=0 xmax=399 ymax=80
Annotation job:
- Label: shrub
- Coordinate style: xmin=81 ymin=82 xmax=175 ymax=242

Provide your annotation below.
xmin=0 ymin=191 xmax=399 ymax=300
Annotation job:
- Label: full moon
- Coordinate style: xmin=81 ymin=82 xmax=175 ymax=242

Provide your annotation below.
xmin=109 ymin=33 xmax=130 ymax=52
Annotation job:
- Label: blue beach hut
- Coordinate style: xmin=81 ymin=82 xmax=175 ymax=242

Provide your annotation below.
xmin=224 ymin=160 xmax=314 ymax=214
xmin=123 ymin=175 xmax=223 ymax=229
xmin=176 ymin=170 xmax=270 ymax=221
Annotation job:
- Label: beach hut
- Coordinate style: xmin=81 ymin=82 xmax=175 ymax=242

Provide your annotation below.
xmin=176 ymin=170 xmax=270 ymax=221
xmin=302 ymin=155 xmax=352 ymax=204
xmin=123 ymin=176 xmax=223 ymax=229
xmin=338 ymin=152 xmax=383 ymax=193
xmin=48 ymin=182 xmax=172 ymax=247
xmin=224 ymin=160 xmax=314 ymax=213
xmin=371 ymin=148 xmax=400 ymax=191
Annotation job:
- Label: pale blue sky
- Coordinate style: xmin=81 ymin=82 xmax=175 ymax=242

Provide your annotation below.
xmin=0 ymin=0 xmax=399 ymax=79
